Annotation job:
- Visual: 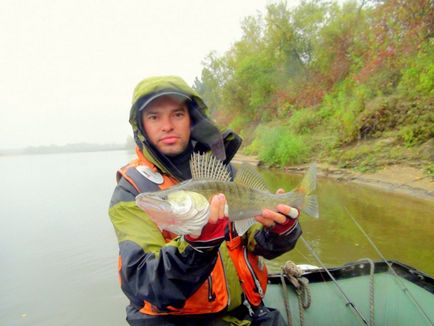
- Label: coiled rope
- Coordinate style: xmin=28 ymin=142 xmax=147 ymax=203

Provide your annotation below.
xmin=280 ymin=261 xmax=311 ymax=326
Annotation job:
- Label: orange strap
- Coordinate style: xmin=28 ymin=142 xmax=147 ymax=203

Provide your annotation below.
xmin=116 ymin=146 xmax=177 ymax=193
xmin=140 ymin=255 xmax=228 ymax=315
xmin=226 ymin=235 xmax=268 ymax=307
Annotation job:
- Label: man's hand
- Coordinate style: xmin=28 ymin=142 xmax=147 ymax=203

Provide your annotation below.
xmin=255 ymin=188 xmax=300 ymax=235
xmin=185 ymin=194 xmax=228 ymax=248
xmin=208 ymin=193 xmax=227 ymax=224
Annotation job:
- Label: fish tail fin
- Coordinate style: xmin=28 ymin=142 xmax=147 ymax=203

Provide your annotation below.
xmin=302 ymin=194 xmax=319 ymax=219
xmin=293 ymin=164 xmax=319 ymax=218
xmin=300 ymin=163 xmax=317 ymax=196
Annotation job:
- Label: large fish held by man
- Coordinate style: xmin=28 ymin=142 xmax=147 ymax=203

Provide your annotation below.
xmin=136 ymin=153 xmax=319 ymax=236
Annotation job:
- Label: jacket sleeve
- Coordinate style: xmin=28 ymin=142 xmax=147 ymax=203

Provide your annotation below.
xmin=244 ymin=219 xmax=302 ymax=260
xmin=109 ymin=177 xmax=219 ymax=311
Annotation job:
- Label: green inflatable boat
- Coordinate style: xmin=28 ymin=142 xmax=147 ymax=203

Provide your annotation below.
xmin=264 ymin=260 xmax=434 ymax=326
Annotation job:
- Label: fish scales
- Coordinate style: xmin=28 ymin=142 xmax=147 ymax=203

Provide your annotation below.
xmin=135 ymin=155 xmax=318 ymax=236
xmin=177 ymin=180 xmax=282 ymax=220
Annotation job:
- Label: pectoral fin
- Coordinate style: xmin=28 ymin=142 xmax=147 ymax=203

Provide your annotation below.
xmin=234 ymin=217 xmax=257 ymax=236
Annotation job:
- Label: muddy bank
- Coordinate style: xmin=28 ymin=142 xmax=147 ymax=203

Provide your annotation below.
xmin=233 ymin=154 xmax=434 ymax=201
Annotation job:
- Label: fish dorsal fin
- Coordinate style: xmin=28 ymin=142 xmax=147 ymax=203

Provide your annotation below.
xmin=190 ymin=152 xmax=231 ymax=181
xmin=234 ymin=163 xmax=270 ymax=192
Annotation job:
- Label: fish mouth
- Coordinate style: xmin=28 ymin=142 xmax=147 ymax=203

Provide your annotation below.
xmin=136 ymin=194 xmax=172 ymax=212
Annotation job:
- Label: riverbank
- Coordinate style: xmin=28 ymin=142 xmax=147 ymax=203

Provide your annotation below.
xmin=233 ymin=154 xmax=434 ymax=201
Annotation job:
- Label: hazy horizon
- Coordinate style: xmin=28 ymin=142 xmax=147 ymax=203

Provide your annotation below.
xmin=0 ymin=0 xmax=306 ymax=150
xmin=0 ymin=138 xmax=133 ymax=151
xmin=0 ymin=139 xmax=133 ymax=152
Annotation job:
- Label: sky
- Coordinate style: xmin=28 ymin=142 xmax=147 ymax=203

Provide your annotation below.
xmin=0 ymin=0 xmax=302 ymax=149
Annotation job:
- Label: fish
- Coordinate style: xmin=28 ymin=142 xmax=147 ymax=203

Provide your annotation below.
xmin=136 ymin=152 xmax=319 ymax=236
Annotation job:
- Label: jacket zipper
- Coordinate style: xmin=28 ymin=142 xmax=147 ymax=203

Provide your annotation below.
xmin=243 ymin=247 xmax=264 ymax=298
xmin=207 ymin=276 xmax=216 ymax=302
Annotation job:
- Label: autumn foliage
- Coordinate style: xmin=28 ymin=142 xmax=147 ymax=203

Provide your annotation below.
xmin=194 ymin=0 xmax=433 ymax=167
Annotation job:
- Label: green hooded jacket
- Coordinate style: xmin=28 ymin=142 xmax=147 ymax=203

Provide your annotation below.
xmin=108 ymin=76 xmax=302 ymax=325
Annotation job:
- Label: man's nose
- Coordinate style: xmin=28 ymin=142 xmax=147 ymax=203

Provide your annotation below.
xmin=161 ymin=116 xmax=174 ymax=131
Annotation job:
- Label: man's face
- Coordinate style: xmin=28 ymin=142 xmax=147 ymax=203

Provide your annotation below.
xmin=142 ymin=96 xmax=191 ymax=156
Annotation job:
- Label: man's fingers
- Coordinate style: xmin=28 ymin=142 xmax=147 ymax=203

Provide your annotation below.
xmin=217 ymin=194 xmax=226 ymax=219
xmin=261 ymin=208 xmax=287 ymax=224
xmin=209 ymin=195 xmax=219 ymax=224
xmin=276 ymin=204 xmax=300 ymax=219
xmin=255 ymin=215 xmax=276 ymax=227
xmin=209 ymin=194 xmax=226 ymax=223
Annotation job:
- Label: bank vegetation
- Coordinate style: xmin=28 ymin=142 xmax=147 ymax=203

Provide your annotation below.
xmin=194 ymin=0 xmax=433 ymax=176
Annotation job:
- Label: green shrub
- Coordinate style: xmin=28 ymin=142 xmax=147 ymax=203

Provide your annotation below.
xmin=288 ymin=109 xmax=321 ymax=134
xmin=243 ymin=137 xmax=260 ymax=155
xmin=274 ymin=133 xmax=309 ymax=165
xmin=319 ymin=82 xmax=373 ymax=143
xmin=250 ymin=125 xmax=309 ymax=166
xmin=398 ymin=41 xmax=434 ymax=98
xmin=228 ymin=115 xmax=250 ymax=133
xmin=428 ymin=164 xmax=434 ymax=177
xmin=399 ymin=123 xmax=434 ymax=147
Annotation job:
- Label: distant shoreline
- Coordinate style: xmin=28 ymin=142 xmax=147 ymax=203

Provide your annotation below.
xmin=233 ymin=154 xmax=434 ymax=202
xmin=0 ymin=145 xmax=130 ymax=157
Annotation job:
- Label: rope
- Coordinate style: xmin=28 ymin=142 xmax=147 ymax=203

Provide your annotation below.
xmin=357 ymin=258 xmax=375 ymax=326
xmin=279 ymin=272 xmax=293 ymax=326
xmin=280 ymin=261 xmax=312 ymax=326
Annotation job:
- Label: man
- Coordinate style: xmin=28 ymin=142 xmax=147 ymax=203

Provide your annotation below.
xmin=109 ymin=76 xmax=302 ymax=325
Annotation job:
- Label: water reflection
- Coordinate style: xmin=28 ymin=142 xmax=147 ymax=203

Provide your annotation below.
xmin=258 ymin=168 xmax=434 ymax=275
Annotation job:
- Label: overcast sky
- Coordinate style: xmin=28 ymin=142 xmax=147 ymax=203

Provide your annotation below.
xmin=0 ymin=0 xmax=303 ymax=149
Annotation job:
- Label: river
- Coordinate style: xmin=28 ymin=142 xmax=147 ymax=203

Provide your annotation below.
xmin=0 ymin=150 xmax=432 ymax=325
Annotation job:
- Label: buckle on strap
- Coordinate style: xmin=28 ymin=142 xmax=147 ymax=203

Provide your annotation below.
xmin=243 ymin=299 xmax=269 ymax=319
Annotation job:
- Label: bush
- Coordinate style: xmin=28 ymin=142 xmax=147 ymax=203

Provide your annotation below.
xmin=398 ymin=41 xmax=434 ymax=98
xmin=399 ymin=123 xmax=434 ymax=147
xmin=228 ymin=115 xmax=250 ymax=133
xmin=316 ymin=81 xmax=373 ymax=143
xmin=288 ymin=108 xmax=321 ymax=134
xmin=249 ymin=125 xmax=310 ymax=166
xmin=428 ymin=164 xmax=434 ymax=177
xmin=356 ymin=96 xmax=400 ymax=139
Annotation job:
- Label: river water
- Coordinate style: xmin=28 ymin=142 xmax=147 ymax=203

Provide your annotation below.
xmin=0 ymin=150 xmax=432 ymax=325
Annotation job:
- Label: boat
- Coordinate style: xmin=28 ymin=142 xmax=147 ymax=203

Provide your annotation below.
xmin=264 ymin=260 xmax=434 ymax=325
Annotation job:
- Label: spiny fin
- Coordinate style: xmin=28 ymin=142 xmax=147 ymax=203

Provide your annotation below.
xmin=234 ymin=163 xmax=270 ymax=192
xmin=234 ymin=217 xmax=257 ymax=236
xmin=190 ymin=152 xmax=231 ymax=182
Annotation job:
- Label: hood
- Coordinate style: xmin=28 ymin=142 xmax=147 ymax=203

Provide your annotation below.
xmin=129 ymin=75 xmax=241 ymax=180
